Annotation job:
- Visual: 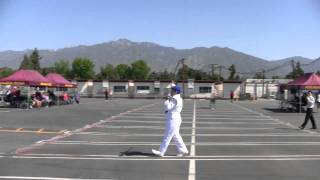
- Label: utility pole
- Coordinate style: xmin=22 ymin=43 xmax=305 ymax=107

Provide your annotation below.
xmin=181 ymin=59 xmax=186 ymax=98
xmin=262 ymin=69 xmax=265 ymax=97
xmin=219 ymin=66 xmax=222 ymax=81
xmin=210 ymin=64 xmax=218 ymax=80
xmin=291 ymin=59 xmax=295 ymax=72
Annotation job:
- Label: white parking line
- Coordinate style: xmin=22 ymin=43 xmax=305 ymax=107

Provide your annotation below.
xmin=15 ymin=102 xmax=161 ymax=154
xmin=11 ymin=154 xmax=320 ymax=161
xmin=188 ymin=100 xmax=196 ymax=180
xmin=0 ymin=110 xmax=10 ymax=113
xmin=17 ymin=153 xmax=320 ymax=159
xmin=95 ymin=126 xmax=281 ymax=130
xmin=229 ymin=102 xmax=317 ymax=134
xmin=115 ymin=116 xmax=192 ymax=119
xmin=0 ymin=176 xmax=111 ymax=180
xmin=110 ymin=119 xmax=281 ymax=124
xmin=71 ymin=132 xmax=315 ymax=137
xmin=195 ymin=117 xmax=273 ymax=120
xmin=48 ymin=141 xmax=320 ymax=146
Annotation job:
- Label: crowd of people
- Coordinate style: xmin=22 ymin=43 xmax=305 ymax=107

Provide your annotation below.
xmin=3 ymin=86 xmax=80 ymax=109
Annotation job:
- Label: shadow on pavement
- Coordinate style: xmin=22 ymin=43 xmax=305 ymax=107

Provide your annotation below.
xmin=263 ymin=108 xmax=304 ymax=113
xmin=119 ymin=148 xmax=156 ymax=157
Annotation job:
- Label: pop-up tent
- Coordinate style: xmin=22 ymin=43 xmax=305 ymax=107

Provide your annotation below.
xmin=287 ymin=73 xmax=320 ymax=112
xmin=288 ymin=73 xmax=320 ymax=90
xmin=0 ymin=70 xmax=52 ymax=108
xmin=0 ymin=69 xmax=52 ymax=86
xmin=45 ymin=73 xmax=76 ymax=88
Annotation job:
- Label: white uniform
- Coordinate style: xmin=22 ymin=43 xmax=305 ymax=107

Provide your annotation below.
xmin=307 ymin=95 xmax=315 ymax=108
xmin=159 ymin=94 xmax=188 ymax=154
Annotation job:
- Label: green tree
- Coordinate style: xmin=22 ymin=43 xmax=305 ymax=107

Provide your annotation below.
xmin=97 ymin=64 xmax=118 ymax=80
xmin=176 ymin=64 xmax=190 ymax=81
xmin=0 ymin=67 xmax=14 ymax=78
xmin=130 ymin=60 xmax=151 ymax=80
xmin=254 ymin=72 xmax=266 ymax=79
xmin=54 ymin=60 xmax=71 ymax=78
xmin=177 ymin=64 xmax=222 ymax=81
xmin=158 ymin=69 xmax=174 ymax=80
xmin=286 ymin=61 xmax=304 ymax=79
xmin=115 ymin=64 xmax=131 ymax=80
xmin=228 ymin=64 xmax=236 ymax=80
xmin=72 ymin=57 xmax=95 ymax=79
xmin=41 ymin=67 xmax=55 ymax=76
xmin=29 ymin=48 xmax=41 ymax=71
xmin=19 ymin=54 xmax=33 ymax=70
xmin=148 ymin=71 xmax=160 ymax=80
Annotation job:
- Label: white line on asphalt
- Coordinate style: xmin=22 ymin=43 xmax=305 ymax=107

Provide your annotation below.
xmin=0 ymin=110 xmax=10 ymax=112
xmin=194 ymin=133 xmax=320 ymax=137
xmin=96 ymin=122 xmax=281 ymax=127
xmin=94 ymin=126 xmax=281 ymax=130
xmin=229 ymin=102 xmax=317 ymax=134
xmin=114 ymin=120 xmax=281 ymax=124
xmin=18 ymin=153 xmax=320 ymax=158
xmin=0 ymin=176 xmax=111 ymax=180
xmin=114 ymin=116 xmax=192 ymax=119
xmin=114 ymin=116 xmax=273 ymax=121
xmin=15 ymin=102 xmax=161 ymax=154
xmin=48 ymin=141 xmax=320 ymax=146
xmin=195 ymin=117 xmax=273 ymax=120
xmin=188 ymin=100 xmax=196 ymax=180
xmin=11 ymin=155 xmax=320 ymax=161
xmin=71 ymin=132 xmax=317 ymax=137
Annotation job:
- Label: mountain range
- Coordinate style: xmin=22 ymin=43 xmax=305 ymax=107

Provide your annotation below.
xmin=0 ymin=39 xmax=319 ymax=78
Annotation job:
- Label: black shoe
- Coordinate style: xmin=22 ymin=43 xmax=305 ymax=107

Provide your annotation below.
xmin=311 ymin=127 xmax=317 ymax=130
xmin=299 ymin=126 xmax=305 ymax=130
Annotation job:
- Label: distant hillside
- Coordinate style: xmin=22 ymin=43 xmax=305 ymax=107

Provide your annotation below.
xmin=0 ymin=39 xmax=317 ymax=78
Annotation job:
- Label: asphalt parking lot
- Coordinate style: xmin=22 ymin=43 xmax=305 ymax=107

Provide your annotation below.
xmin=0 ymin=98 xmax=320 ymax=180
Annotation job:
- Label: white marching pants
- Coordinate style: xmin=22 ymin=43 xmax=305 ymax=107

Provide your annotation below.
xmin=159 ymin=118 xmax=188 ymax=154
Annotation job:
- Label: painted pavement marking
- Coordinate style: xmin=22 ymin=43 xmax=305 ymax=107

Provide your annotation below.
xmin=0 ymin=176 xmax=111 ymax=180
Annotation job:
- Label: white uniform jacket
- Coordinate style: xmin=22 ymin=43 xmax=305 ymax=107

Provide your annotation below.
xmin=164 ymin=94 xmax=183 ymax=120
xmin=307 ymin=95 xmax=315 ymax=109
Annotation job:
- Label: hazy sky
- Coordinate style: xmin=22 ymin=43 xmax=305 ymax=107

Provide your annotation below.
xmin=0 ymin=0 xmax=319 ymax=60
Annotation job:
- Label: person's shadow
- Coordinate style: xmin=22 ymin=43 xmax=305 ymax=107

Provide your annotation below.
xmin=119 ymin=148 xmax=155 ymax=157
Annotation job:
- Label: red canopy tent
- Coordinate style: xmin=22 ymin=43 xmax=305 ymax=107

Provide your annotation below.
xmin=288 ymin=73 xmax=320 ymax=90
xmin=0 ymin=69 xmax=52 ymax=86
xmin=45 ymin=73 xmax=76 ymax=88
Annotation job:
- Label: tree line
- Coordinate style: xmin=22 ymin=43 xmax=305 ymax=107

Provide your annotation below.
xmin=0 ymin=48 xmax=308 ymax=80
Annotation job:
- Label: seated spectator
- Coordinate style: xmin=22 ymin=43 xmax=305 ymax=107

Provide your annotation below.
xmin=42 ymin=93 xmax=50 ymax=107
xmin=63 ymin=91 xmax=69 ymax=104
xmin=47 ymin=90 xmax=57 ymax=106
xmin=32 ymin=91 xmax=43 ymax=108
xmin=4 ymin=87 xmax=12 ymax=103
xmin=12 ymin=87 xmax=22 ymax=103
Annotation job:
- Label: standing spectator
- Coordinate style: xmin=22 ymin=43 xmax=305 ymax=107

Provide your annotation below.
xmin=210 ymin=90 xmax=216 ymax=110
xmin=299 ymin=91 xmax=317 ymax=130
xmin=75 ymin=90 xmax=80 ymax=104
xmin=105 ymin=89 xmax=109 ymax=100
xmin=317 ymin=92 xmax=320 ymax=109
xmin=230 ymin=90 xmax=234 ymax=102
